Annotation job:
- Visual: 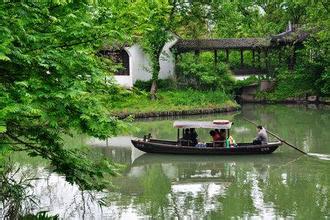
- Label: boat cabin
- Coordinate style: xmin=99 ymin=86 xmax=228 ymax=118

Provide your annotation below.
xmin=173 ymin=120 xmax=232 ymax=147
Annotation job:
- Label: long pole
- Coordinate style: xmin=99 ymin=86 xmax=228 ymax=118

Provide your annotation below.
xmin=243 ymin=117 xmax=308 ymax=155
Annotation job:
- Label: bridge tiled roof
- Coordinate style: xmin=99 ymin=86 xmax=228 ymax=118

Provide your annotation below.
xmin=173 ymin=38 xmax=270 ymax=51
xmin=173 ymin=29 xmax=309 ymax=52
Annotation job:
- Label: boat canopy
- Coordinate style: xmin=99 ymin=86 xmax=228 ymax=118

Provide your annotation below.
xmin=173 ymin=120 xmax=232 ymax=129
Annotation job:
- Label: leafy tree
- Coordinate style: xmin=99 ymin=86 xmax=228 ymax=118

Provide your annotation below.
xmin=0 ymin=1 xmax=143 ymax=194
xmin=302 ymin=0 xmax=330 ymax=95
xmin=173 ymin=1 xmax=212 ymax=38
xmin=139 ymin=0 xmax=174 ymax=99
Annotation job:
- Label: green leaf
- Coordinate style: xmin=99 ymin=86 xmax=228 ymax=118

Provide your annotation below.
xmin=15 ymin=81 xmax=29 ymax=87
xmin=0 ymin=53 xmax=10 ymax=61
xmin=0 ymin=125 xmax=7 ymax=133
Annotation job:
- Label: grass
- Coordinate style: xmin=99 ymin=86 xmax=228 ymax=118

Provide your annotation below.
xmin=110 ymin=88 xmax=239 ymax=115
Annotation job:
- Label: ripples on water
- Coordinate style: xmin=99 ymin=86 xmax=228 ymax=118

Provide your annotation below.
xmin=308 ymin=153 xmax=330 ymax=161
xmin=3 ymin=104 xmax=330 ymax=219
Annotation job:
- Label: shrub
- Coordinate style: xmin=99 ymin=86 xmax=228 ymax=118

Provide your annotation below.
xmin=257 ymin=65 xmax=323 ymax=100
xmin=176 ymin=53 xmax=235 ymax=92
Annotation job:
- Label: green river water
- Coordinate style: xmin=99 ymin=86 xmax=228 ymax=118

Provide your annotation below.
xmin=6 ymin=104 xmax=330 ymax=219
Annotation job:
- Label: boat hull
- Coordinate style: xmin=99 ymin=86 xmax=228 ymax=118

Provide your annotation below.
xmin=131 ymin=140 xmax=281 ymax=155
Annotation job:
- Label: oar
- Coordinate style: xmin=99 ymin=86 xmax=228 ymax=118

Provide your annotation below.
xmin=242 ymin=117 xmax=309 ymax=155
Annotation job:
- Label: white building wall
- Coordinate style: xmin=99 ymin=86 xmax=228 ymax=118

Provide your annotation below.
xmin=113 ymin=75 xmax=133 ymax=88
xmin=125 ymin=44 xmax=152 ymax=84
xmin=159 ymin=37 xmax=178 ymax=79
xmin=114 ymin=37 xmax=178 ymax=88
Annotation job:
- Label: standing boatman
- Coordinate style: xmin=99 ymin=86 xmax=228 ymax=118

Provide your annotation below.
xmin=253 ymin=125 xmax=268 ymax=145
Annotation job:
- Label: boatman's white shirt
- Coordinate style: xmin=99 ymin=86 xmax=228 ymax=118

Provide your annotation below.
xmin=256 ymin=128 xmax=268 ymax=144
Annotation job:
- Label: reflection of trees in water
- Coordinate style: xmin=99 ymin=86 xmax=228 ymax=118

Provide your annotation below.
xmin=0 ymin=164 xmax=40 ymax=219
xmin=261 ymin=159 xmax=330 ymax=219
xmin=0 ymin=164 xmax=105 ymax=219
xmin=30 ymin=170 xmax=103 ymax=219
xmin=10 ymin=155 xmax=328 ymax=219
xmin=135 ymin=165 xmax=171 ymax=219
xmin=148 ymin=161 xmax=257 ymax=218
xmin=96 ymin=146 xmax=132 ymax=164
xmin=108 ymin=158 xmax=254 ymax=218
xmin=107 ymin=154 xmax=329 ymax=219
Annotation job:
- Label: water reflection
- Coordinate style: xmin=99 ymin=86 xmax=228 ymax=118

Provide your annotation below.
xmin=100 ymin=103 xmax=330 ymax=219
xmin=104 ymin=149 xmax=329 ymax=219
xmin=0 ymin=165 xmax=104 ymax=219
xmin=7 ymin=104 xmax=330 ymax=219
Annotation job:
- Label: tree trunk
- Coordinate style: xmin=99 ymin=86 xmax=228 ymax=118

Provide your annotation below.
xmin=288 ymin=45 xmax=296 ymax=71
xmin=149 ymin=50 xmax=162 ymax=100
xmin=225 ymin=49 xmax=229 ymax=62
xmin=150 ymin=79 xmax=157 ymax=100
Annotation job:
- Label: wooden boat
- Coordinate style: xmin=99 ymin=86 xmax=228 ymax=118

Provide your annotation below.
xmin=131 ymin=120 xmax=282 ymax=155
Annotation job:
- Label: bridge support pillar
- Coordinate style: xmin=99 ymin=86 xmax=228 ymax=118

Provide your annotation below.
xmin=240 ymin=49 xmax=244 ymax=66
xmin=214 ymin=50 xmax=217 ymax=66
xmin=225 ymin=49 xmax=229 ymax=63
xmin=257 ymin=50 xmax=261 ymax=68
xmin=264 ymin=49 xmax=269 ymax=71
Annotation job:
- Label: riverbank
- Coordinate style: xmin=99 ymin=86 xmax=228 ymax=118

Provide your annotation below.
xmin=238 ymin=82 xmax=330 ymax=105
xmin=111 ymin=89 xmax=240 ymax=119
xmin=239 ymin=94 xmax=330 ymax=105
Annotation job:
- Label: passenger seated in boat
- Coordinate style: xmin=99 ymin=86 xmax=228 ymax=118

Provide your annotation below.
xmin=219 ymin=129 xmax=226 ymax=141
xmin=253 ymin=125 xmax=268 ymax=145
xmin=180 ymin=129 xmax=190 ymax=145
xmin=182 ymin=128 xmax=190 ymax=140
xmin=180 ymin=128 xmax=197 ymax=146
xmin=226 ymin=135 xmax=237 ymax=148
xmin=210 ymin=130 xmax=220 ymax=141
xmin=189 ymin=128 xmax=198 ymax=146
xmin=210 ymin=130 xmax=224 ymax=147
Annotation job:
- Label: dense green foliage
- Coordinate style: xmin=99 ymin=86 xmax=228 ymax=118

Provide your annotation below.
xmin=0 ymin=2 xmax=144 ymax=216
xmin=139 ymin=0 xmax=173 ymax=98
xmin=176 ymin=53 xmax=235 ymax=91
xmin=0 ymin=1 xmax=138 ymax=190
xmin=171 ymin=1 xmax=329 ymax=98
xmin=131 ymin=0 xmax=328 ymax=99
xmin=257 ymin=66 xmax=325 ymax=100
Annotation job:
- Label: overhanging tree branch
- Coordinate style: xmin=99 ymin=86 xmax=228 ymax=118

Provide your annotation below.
xmin=24 ymin=33 xmax=112 ymax=53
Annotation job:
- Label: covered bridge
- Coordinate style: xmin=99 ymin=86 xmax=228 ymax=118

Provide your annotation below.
xmin=172 ymin=25 xmax=309 ymax=74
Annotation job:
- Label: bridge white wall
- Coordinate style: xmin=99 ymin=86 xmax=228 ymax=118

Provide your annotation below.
xmin=113 ymin=37 xmax=178 ymax=88
xmin=113 ymin=75 xmax=133 ymax=89
xmin=159 ymin=37 xmax=177 ymax=80
xmin=234 ymin=75 xmax=251 ymax=80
